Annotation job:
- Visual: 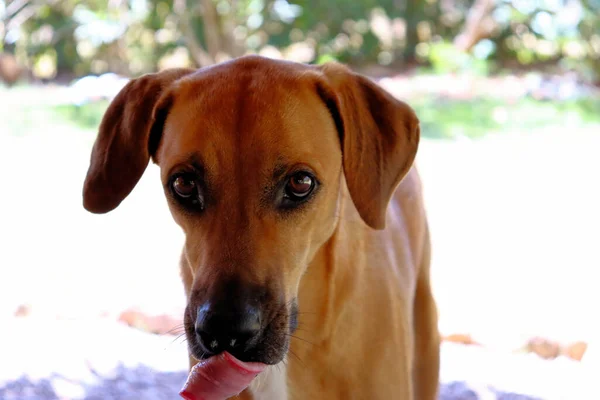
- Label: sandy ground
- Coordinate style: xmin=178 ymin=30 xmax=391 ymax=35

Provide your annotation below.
xmin=1 ymin=85 xmax=599 ymax=398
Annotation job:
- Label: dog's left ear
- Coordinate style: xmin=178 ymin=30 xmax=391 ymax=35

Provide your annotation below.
xmin=316 ymin=62 xmax=420 ymax=230
xmin=82 ymin=68 xmax=194 ymax=214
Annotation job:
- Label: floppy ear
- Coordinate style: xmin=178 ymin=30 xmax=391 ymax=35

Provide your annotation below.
xmin=82 ymin=68 xmax=194 ymax=214
xmin=316 ymin=62 xmax=420 ymax=230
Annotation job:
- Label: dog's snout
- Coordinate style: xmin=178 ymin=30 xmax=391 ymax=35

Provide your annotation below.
xmin=195 ymin=303 xmax=262 ymax=355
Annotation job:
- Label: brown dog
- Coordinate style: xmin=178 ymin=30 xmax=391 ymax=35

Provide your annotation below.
xmin=82 ymin=55 xmax=439 ymax=399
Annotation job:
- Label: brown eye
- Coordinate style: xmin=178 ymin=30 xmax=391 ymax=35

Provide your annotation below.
xmin=285 ymin=172 xmax=315 ymax=199
xmin=172 ymin=175 xmax=196 ymax=198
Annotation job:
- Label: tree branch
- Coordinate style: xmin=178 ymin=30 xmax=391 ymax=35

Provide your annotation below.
xmin=199 ymin=0 xmax=222 ymax=60
xmin=454 ymin=0 xmax=497 ymax=52
xmin=173 ymin=0 xmax=214 ymax=67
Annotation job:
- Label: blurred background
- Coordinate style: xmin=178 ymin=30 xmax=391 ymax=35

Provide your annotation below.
xmin=1 ymin=0 xmax=599 ymax=399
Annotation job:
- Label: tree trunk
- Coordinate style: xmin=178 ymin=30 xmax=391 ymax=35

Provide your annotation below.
xmin=220 ymin=0 xmax=244 ymax=58
xmin=402 ymin=0 xmax=426 ymax=64
xmin=173 ymin=0 xmax=214 ymax=67
xmin=199 ymin=0 xmax=223 ymax=60
xmin=454 ymin=0 xmax=497 ymax=52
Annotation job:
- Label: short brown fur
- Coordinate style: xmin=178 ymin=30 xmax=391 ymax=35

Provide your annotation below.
xmin=83 ymin=55 xmax=440 ymax=399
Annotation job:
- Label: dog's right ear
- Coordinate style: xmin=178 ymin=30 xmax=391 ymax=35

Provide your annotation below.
xmin=315 ymin=62 xmax=420 ymax=230
xmin=82 ymin=68 xmax=194 ymax=214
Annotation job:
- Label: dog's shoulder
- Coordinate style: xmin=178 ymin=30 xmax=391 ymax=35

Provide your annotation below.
xmin=393 ymin=165 xmax=425 ymax=214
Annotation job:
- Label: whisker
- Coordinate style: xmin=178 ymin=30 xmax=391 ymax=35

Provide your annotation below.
xmin=286 ymin=334 xmax=316 ymax=346
xmin=162 ymin=323 xmax=186 ymax=336
xmin=292 ymin=326 xmax=310 ymax=333
xmin=190 ymin=343 xmax=204 ymax=360
xmin=292 ymin=320 xmax=312 ymax=331
xmin=167 ymin=332 xmax=187 ymax=347
xmin=287 ymin=348 xmax=305 ymax=367
xmin=295 ymin=311 xmax=319 ymax=317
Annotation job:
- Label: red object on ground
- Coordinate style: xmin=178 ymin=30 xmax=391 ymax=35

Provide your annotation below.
xmin=179 ymin=352 xmax=266 ymax=400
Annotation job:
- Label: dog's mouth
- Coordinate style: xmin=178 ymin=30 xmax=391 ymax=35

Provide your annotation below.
xmin=188 ymin=328 xmax=289 ymax=366
xmin=179 ymin=299 xmax=297 ymax=398
xmin=179 ymin=327 xmax=287 ymax=400
xmin=179 ymin=351 xmax=267 ymax=400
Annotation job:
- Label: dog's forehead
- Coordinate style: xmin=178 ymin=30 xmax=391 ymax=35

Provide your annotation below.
xmin=158 ymin=58 xmax=340 ymax=176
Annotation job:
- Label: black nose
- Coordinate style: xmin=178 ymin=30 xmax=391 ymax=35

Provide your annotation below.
xmin=195 ymin=303 xmax=262 ymax=354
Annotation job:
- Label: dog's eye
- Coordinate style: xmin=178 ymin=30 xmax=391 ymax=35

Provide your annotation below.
xmin=284 ymin=172 xmax=315 ymax=201
xmin=170 ymin=174 xmax=205 ymax=210
xmin=173 ymin=175 xmax=196 ymax=198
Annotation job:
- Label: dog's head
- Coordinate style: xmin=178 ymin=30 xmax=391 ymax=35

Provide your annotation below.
xmin=83 ymin=56 xmax=419 ymax=365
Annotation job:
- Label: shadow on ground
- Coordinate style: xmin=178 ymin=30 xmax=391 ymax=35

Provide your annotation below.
xmin=1 ymin=319 xmax=562 ymax=400
xmin=0 ymin=369 xmax=541 ymax=400
xmin=0 ymin=367 xmax=186 ymax=400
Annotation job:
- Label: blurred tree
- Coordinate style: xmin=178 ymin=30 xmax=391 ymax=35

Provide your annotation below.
xmin=0 ymin=0 xmax=598 ymax=83
xmin=576 ymin=0 xmax=600 ymax=82
xmin=0 ymin=51 xmax=23 ymax=84
xmin=454 ymin=0 xmax=496 ymax=52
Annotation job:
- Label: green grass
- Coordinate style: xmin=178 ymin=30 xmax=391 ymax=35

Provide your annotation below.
xmin=411 ymin=96 xmax=600 ymax=139
xmin=52 ymin=97 xmax=600 ymax=140
xmin=52 ymin=101 xmax=110 ymax=130
xmin=3 ymin=86 xmax=599 ymax=140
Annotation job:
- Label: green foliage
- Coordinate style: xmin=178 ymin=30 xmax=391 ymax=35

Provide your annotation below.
xmin=1 ymin=0 xmax=599 ymax=82
xmin=315 ymin=53 xmax=338 ymax=64
xmin=427 ymin=41 xmax=489 ymax=75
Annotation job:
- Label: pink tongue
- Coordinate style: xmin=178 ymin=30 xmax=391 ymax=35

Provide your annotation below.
xmin=179 ymin=352 xmax=267 ymax=400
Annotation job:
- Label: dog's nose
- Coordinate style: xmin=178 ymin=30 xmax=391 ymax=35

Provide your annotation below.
xmin=195 ymin=303 xmax=262 ymax=354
